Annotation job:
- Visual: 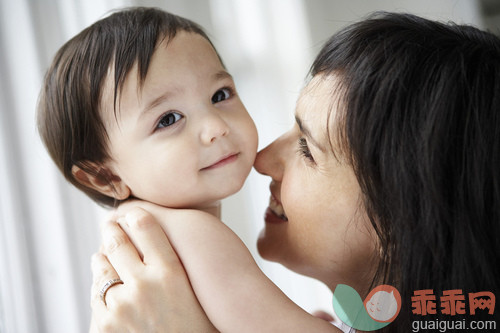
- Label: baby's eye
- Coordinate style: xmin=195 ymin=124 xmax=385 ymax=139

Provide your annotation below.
xmin=157 ymin=112 xmax=183 ymax=129
xmin=211 ymin=87 xmax=232 ymax=104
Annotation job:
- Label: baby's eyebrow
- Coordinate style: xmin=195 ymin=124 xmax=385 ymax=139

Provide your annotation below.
xmin=142 ymin=91 xmax=175 ymax=116
xmin=212 ymin=70 xmax=233 ymax=82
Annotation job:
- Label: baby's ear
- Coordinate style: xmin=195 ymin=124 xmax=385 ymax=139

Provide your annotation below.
xmin=71 ymin=163 xmax=130 ymax=200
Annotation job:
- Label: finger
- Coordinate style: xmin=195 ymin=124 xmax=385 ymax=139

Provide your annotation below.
xmin=119 ymin=207 xmax=180 ymax=267
xmin=101 ymin=221 xmax=142 ymax=280
xmin=90 ymin=253 xmax=122 ymax=310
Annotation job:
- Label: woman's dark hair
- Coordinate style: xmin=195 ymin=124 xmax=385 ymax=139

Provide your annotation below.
xmin=37 ymin=7 xmax=219 ymax=207
xmin=312 ymin=12 xmax=500 ymax=330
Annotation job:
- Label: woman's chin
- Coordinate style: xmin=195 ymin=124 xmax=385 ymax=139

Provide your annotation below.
xmin=256 ymin=228 xmax=281 ymax=262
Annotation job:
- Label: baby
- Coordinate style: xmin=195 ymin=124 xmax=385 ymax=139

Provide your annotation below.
xmin=37 ymin=7 xmax=334 ymax=333
xmin=37 ymin=7 xmax=257 ymax=216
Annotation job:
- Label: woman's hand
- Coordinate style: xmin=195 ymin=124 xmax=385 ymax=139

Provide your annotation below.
xmin=90 ymin=205 xmax=218 ymax=332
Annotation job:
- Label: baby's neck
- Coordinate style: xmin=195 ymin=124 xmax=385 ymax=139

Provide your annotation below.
xmin=198 ymin=201 xmax=221 ymax=219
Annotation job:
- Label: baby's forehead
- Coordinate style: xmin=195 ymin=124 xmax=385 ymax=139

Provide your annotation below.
xmin=99 ymin=63 xmax=122 ymax=129
xmin=97 ymin=33 xmax=174 ymax=125
xmin=98 ymin=41 xmax=164 ymax=128
xmin=98 ymin=32 xmax=225 ymax=128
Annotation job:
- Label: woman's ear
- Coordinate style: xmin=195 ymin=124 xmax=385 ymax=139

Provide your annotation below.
xmin=71 ymin=164 xmax=130 ymax=200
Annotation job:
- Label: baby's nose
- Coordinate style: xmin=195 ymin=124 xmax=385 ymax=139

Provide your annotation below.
xmin=200 ymin=112 xmax=229 ymax=145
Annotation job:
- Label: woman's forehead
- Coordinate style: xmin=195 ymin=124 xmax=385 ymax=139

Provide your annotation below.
xmin=297 ymin=74 xmax=342 ymax=111
xmin=297 ymin=75 xmax=340 ymax=127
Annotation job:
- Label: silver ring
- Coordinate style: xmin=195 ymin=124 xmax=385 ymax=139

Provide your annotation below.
xmin=99 ymin=278 xmax=123 ymax=305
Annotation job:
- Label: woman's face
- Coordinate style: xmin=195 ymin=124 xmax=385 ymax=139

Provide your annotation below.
xmin=254 ymin=74 xmax=378 ymax=293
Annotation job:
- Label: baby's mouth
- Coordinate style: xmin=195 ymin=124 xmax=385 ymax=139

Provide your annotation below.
xmin=269 ymin=195 xmax=288 ymax=221
xmin=201 ymin=152 xmax=239 ymax=170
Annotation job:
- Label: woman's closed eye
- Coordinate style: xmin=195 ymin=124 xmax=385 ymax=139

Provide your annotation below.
xmin=298 ymin=137 xmax=315 ymax=163
xmin=156 ymin=112 xmax=183 ymax=130
xmin=211 ymin=87 xmax=234 ymax=104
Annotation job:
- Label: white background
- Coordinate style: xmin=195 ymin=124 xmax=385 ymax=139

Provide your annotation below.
xmin=0 ymin=0 xmax=489 ymax=332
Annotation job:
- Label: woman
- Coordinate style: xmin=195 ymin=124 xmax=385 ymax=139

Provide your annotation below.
xmin=91 ymin=12 xmax=500 ymax=332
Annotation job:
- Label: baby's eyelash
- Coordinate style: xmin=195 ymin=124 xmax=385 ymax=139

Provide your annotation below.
xmin=155 ymin=111 xmax=183 ymax=131
xmin=211 ymin=86 xmax=236 ymax=104
xmin=298 ymin=137 xmax=315 ymax=163
xmin=222 ymin=85 xmax=236 ymax=96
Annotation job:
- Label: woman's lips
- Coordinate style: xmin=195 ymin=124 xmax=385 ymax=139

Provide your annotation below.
xmin=265 ymin=207 xmax=288 ymax=224
xmin=265 ymin=195 xmax=288 ymax=223
xmin=201 ymin=153 xmax=239 ymax=170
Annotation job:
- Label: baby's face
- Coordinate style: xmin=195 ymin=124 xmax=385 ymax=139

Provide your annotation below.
xmin=100 ymin=32 xmax=258 ymax=209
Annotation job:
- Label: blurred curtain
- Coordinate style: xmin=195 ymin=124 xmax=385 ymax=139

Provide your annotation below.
xmin=0 ymin=0 xmax=483 ymax=332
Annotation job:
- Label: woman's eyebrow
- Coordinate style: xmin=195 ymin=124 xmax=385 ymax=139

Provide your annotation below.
xmin=295 ymin=115 xmax=326 ymax=153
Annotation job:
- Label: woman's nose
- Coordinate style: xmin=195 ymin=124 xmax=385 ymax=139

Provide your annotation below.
xmin=254 ymin=131 xmax=290 ymax=181
xmin=200 ymin=112 xmax=229 ymax=145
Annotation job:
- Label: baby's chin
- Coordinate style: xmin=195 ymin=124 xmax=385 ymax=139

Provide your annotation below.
xmin=193 ymin=178 xmax=247 ymax=211
xmin=201 ymin=180 xmax=245 ymax=206
xmin=132 ymin=169 xmax=250 ymax=211
xmin=161 ymin=184 xmax=245 ymax=209
xmin=212 ymin=169 xmax=250 ymax=197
